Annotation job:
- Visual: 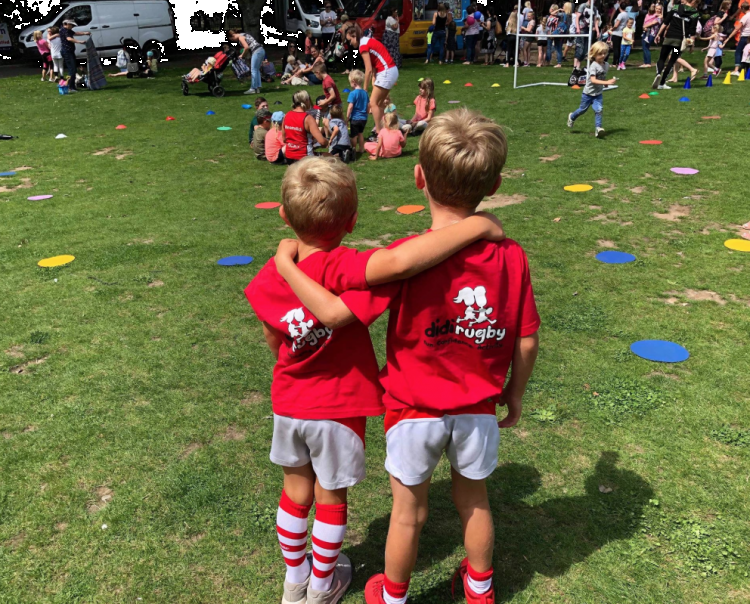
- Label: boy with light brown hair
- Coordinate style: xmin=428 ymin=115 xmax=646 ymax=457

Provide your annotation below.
xmin=245 ymin=155 xmax=507 ymax=604
xmin=274 ymin=108 xmax=541 ymax=604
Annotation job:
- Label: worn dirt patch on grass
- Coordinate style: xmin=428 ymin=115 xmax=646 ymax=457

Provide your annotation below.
xmin=14 ymin=166 xmax=33 ymax=171
xmin=540 ymin=154 xmax=561 ymax=163
xmin=180 ymin=443 xmax=202 ymax=459
xmin=378 ymin=206 xmax=394 ymax=212
xmin=92 ymin=147 xmax=116 ymax=156
xmin=700 ymin=222 xmax=729 ymax=234
xmin=0 ymin=178 xmax=33 ymax=193
xmin=630 ymin=186 xmax=646 ymax=194
xmin=597 ymin=240 xmax=617 ymax=248
xmin=647 ymin=371 xmax=680 ymax=380
xmin=653 ymin=204 xmax=690 ymax=222
xmin=116 ymin=152 xmax=133 ymax=160
xmin=86 ymin=486 xmax=114 ymax=514
xmin=5 ymin=533 xmax=25 ymax=550
xmin=5 ymin=345 xmax=25 ymax=358
xmin=478 ymin=194 xmax=527 ymax=210
xmin=678 ymin=289 xmax=726 ymax=305
xmin=349 ymin=233 xmax=393 ymax=247
xmin=148 ymin=280 xmax=165 ymax=288
xmin=241 ymin=392 xmax=265 ymax=406
xmin=502 ymin=168 xmax=525 ymax=178
xmin=9 ymin=356 xmax=48 ymax=374
xmin=221 ymin=425 xmax=246 ymax=441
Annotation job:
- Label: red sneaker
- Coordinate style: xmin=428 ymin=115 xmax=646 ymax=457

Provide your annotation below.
xmin=365 ymin=574 xmax=387 ymax=604
xmin=451 ymin=558 xmax=495 ymax=603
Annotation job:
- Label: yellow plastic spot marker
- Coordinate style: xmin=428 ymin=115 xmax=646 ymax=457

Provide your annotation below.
xmin=724 ymin=239 xmax=750 ymax=252
xmin=491 ymin=83 xmax=500 ymax=87
xmin=443 ymin=80 xmax=451 ymax=84
xmin=38 ymin=254 xmax=75 ymax=268
xmin=396 ymin=205 xmax=425 ymax=215
xmin=564 ymin=184 xmax=593 ymax=193
xmin=418 ymin=77 xmax=424 ymax=82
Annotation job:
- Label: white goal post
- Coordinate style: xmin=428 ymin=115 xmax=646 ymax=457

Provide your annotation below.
xmin=513 ymin=0 xmax=595 ymax=89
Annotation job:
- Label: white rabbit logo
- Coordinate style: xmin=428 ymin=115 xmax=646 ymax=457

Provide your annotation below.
xmin=281 ymin=308 xmax=315 ymax=351
xmin=453 ymin=286 xmax=497 ymax=327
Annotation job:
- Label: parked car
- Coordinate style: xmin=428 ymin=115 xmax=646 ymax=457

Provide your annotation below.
xmin=19 ymin=0 xmax=177 ymax=61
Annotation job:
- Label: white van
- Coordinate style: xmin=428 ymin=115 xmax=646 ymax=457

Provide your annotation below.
xmin=20 ymin=0 xmax=176 ymax=60
xmin=262 ymin=0 xmax=344 ymax=45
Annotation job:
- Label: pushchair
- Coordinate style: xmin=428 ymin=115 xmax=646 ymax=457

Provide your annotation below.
xmin=181 ymin=47 xmax=236 ymax=98
xmin=323 ymin=30 xmax=346 ymax=68
xmin=121 ymin=38 xmax=152 ymax=78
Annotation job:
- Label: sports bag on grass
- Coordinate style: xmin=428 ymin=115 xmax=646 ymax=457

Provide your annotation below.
xmin=232 ymin=57 xmax=252 ymax=79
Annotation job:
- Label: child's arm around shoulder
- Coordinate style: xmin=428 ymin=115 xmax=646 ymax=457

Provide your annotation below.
xmin=274 ymin=212 xmax=507 ymax=328
xmin=262 ymin=322 xmax=283 ymax=360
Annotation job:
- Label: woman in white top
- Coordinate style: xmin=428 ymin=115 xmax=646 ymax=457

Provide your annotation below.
xmin=384 ymin=7 xmax=403 ymax=67
xmin=47 ymin=27 xmax=64 ymax=82
xmin=320 ymin=2 xmax=338 ymax=50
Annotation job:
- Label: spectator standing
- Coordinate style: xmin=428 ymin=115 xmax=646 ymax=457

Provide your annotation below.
xmin=47 ymin=27 xmax=64 ymax=81
xmin=463 ymin=5 xmax=484 ymax=64
xmin=722 ymin=1 xmax=750 ymax=75
xmin=320 ymin=3 xmax=338 ymax=50
xmin=431 ymin=4 xmax=450 ymax=65
xmin=641 ymin=3 xmax=662 ymax=67
xmin=610 ymin=4 xmax=629 ymax=72
xmin=60 ymin=20 xmax=91 ymax=92
xmin=385 ymin=8 xmax=403 ymax=68
xmin=574 ymin=0 xmax=599 ymax=70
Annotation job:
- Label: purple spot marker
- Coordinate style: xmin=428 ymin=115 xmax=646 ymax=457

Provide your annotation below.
xmin=671 ymin=167 xmax=699 ymax=175
xmin=28 ymin=195 xmax=53 ymax=201
xmin=448 ymin=100 xmax=461 ymax=104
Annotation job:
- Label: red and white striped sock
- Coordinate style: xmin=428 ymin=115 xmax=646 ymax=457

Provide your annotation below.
xmin=466 ymin=563 xmax=494 ymax=595
xmin=383 ymin=575 xmax=409 ymax=604
xmin=276 ymin=490 xmax=312 ymax=585
xmin=310 ymin=502 xmax=347 ymax=592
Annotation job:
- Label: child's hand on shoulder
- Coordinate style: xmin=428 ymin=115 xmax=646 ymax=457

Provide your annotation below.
xmin=275 ymin=238 xmax=299 ymax=274
xmin=472 ymin=211 xmax=506 ymax=242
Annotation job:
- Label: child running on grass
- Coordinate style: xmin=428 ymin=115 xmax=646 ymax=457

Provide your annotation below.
xmin=701 ymin=24 xmax=724 ymax=77
xmin=33 ymin=31 xmax=53 ymax=82
xmin=346 ymin=70 xmax=369 ymax=155
xmin=567 ymin=41 xmax=616 ymax=138
xmin=364 ymin=112 xmax=406 ymax=160
xmin=273 ymin=108 xmax=541 ymax=604
xmin=403 ymin=78 xmax=436 ymax=135
xmin=246 ymin=155 xmax=507 ymax=604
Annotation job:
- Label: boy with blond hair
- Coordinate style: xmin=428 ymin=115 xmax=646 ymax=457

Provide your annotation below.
xmin=275 ymin=108 xmax=541 ymax=604
xmin=246 ymin=156 xmax=507 ymax=604
xmin=346 ymin=69 xmax=369 ymax=154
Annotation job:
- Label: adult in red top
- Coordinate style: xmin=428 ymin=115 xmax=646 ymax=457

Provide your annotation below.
xmin=340 ymin=237 xmax=541 ymax=415
xmin=245 ymin=247 xmax=384 ymax=421
xmin=282 ymin=90 xmax=328 ymax=163
xmin=345 ymin=24 xmax=399 ymax=133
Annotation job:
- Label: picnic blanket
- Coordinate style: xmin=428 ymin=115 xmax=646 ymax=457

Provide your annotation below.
xmin=86 ymin=38 xmax=107 ymax=90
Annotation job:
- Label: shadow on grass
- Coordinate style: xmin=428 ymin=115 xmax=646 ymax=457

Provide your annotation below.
xmin=344 ymin=451 xmax=652 ymax=603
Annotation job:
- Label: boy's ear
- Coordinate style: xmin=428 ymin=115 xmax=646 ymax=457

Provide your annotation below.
xmin=279 ymin=205 xmax=292 ymax=227
xmin=346 ymin=211 xmax=358 ymax=233
xmin=414 ymin=164 xmax=426 ymax=190
xmin=487 ymin=174 xmax=502 ymax=197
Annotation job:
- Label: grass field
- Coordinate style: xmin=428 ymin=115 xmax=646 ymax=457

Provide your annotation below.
xmin=1 ymin=56 xmax=749 ymax=603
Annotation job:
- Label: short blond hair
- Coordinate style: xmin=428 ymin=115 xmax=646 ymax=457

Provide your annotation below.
xmin=281 ymin=157 xmax=358 ymax=241
xmin=33 ymin=30 xmax=43 ymax=41
xmin=383 ymin=112 xmax=399 ymax=130
xmin=418 ymin=108 xmax=507 ymax=209
xmin=589 ymin=41 xmax=609 ymax=60
xmin=349 ymin=69 xmax=364 ymax=87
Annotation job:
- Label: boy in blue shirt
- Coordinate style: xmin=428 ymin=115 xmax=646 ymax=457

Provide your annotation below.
xmin=346 ymin=69 xmax=369 ymax=155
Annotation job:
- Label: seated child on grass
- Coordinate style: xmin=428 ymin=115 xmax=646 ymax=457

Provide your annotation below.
xmin=265 ymin=111 xmax=287 ymax=165
xmin=274 ymin=108 xmax=541 ymax=604
xmin=245 ymin=154 xmax=507 ymax=604
xmin=249 ymin=97 xmax=269 ymax=143
xmin=364 ymin=112 xmax=406 ymax=160
xmin=327 ymin=104 xmax=352 ymax=161
xmin=403 ymin=77 xmax=436 ymax=135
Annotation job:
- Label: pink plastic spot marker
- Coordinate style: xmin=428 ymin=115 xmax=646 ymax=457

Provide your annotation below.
xmin=464 ymin=82 xmax=473 ymax=87
xmin=166 ymin=116 xmax=176 ymax=121
xmin=638 ymin=93 xmax=650 ymax=99
xmin=28 ymin=195 xmax=53 ymax=201
xmin=116 ymin=125 xmax=127 ymax=130
xmin=640 ymin=140 xmax=662 ymax=145
xmin=255 ymin=202 xmax=281 ymax=209
xmin=671 ymin=167 xmax=699 ymax=175
xmin=701 ymin=115 xmax=721 ymax=119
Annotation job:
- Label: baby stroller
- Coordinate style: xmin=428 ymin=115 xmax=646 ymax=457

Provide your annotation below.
xmin=323 ymin=30 xmax=346 ymax=67
xmin=181 ymin=47 xmax=236 ymax=98
xmin=121 ymin=38 xmax=151 ymax=78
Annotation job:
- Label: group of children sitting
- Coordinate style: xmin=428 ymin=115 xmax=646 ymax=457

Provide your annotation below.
xmin=246 ymin=106 xmax=540 ymax=604
xmin=249 ymin=69 xmax=438 ymax=165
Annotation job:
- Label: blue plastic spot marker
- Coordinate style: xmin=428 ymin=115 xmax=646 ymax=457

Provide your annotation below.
xmin=630 ymin=340 xmax=689 ymax=363
xmin=0 ymin=171 xmax=16 ymax=177
xmin=242 ymin=104 xmax=252 ymax=109
xmin=343 ymin=88 xmax=351 ymax=93
xmin=596 ymin=251 xmax=636 ymax=264
xmin=679 ymin=97 xmax=690 ymax=102
xmin=206 ymin=110 xmax=216 ymax=115
xmin=217 ymin=255 xmax=254 ymax=266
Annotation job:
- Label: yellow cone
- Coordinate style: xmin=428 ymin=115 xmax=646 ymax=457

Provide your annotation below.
xmin=723 ymin=72 xmax=732 ymax=84
xmin=740 ymin=69 xmax=746 ymax=80
xmin=443 ymin=79 xmax=451 ymax=84
xmin=491 ymin=83 xmax=500 ymax=87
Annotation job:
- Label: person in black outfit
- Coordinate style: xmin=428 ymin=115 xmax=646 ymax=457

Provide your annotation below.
xmin=652 ymin=0 xmax=699 ymax=89
xmin=60 ymin=20 xmax=91 ymax=92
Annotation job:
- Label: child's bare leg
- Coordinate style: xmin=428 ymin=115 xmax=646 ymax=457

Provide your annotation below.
xmin=451 ymin=468 xmax=494 ymax=572
xmin=383 ymin=475 xmax=431 ymax=583
xmin=283 ymin=463 xmax=315 ymax=506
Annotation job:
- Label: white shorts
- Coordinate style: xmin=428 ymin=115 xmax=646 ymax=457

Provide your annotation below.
xmin=374 ymin=66 xmax=399 ymax=90
xmin=384 ymin=413 xmax=500 ymax=486
xmin=270 ymin=414 xmax=367 ymax=490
